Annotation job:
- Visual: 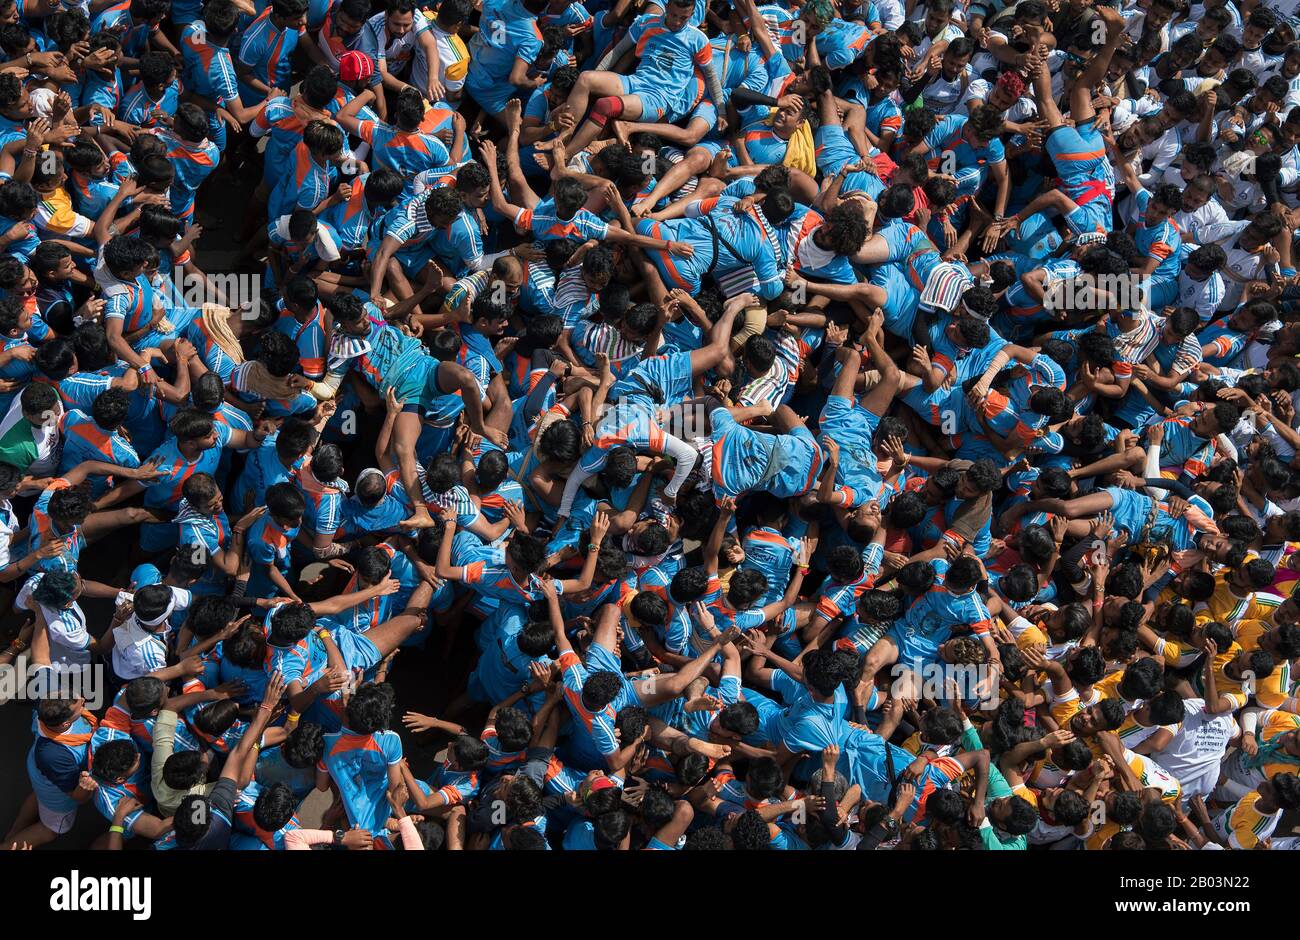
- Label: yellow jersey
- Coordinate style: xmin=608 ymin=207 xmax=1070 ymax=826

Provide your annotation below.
xmin=1210 ymin=641 xmax=1249 ymax=710
xmin=1010 ymin=781 xmax=1038 ymax=807
xmin=1115 ymin=713 xmax=1175 ymax=751
xmin=1011 ymin=619 xmax=1049 ymax=652
xmin=1203 ymin=576 xmax=1283 ymax=626
xmin=1049 ymin=686 xmax=1099 ymax=729
xmin=1149 ymin=632 xmax=1200 ymax=669
xmin=1084 ymin=820 xmax=1128 ymax=850
xmin=1233 ymin=619 xmax=1295 ymax=710
xmin=1094 ymin=667 xmax=1124 ymax=702
xmin=1256 ymin=709 xmax=1300 ymax=779
xmin=1215 ymin=791 xmax=1282 ymax=849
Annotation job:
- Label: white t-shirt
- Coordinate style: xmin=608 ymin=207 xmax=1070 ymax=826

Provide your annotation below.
xmin=1173 ymin=198 xmax=1231 ymax=248
xmin=427 ymin=23 xmax=468 ymax=96
xmin=0 ymin=499 xmax=18 ymax=569
xmin=1150 ymin=697 xmax=1235 ymax=798
xmin=961 ymin=79 xmax=1037 ymax=123
xmin=921 ymin=65 xmax=975 ymax=115
xmin=110 ymin=586 xmax=194 ymax=680
xmin=16 ymin=574 xmax=90 ymax=667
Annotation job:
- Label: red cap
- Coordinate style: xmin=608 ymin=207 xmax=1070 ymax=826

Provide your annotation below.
xmin=338 ymin=51 xmax=374 ymax=83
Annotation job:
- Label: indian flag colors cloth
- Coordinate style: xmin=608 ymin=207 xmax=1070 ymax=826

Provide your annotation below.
xmin=0 ymin=394 xmax=60 ymax=475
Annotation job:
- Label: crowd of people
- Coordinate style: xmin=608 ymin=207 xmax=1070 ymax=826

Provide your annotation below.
xmin=0 ymin=0 xmax=1296 ymax=853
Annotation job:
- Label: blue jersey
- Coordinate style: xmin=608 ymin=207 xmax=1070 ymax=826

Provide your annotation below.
xmin=142 ymin=421 xmax=233 ymax=511
xmin=877 ymin=216 xmax=943 ymax=293
xmin=891 ymin=584 xmax=993 ymax=666
xmin=771 ymin=669 xmax=849 ymax=754
xmin=710 ymin=406 xmax=822 ymax=501
xmin=268 ymin=142 xmax=335 ymax=220
xmin=556 ymin=649 xmax=620 ymax=770
xmin=1131 ymin=189 xmax=1182 ymax=284
xmin=358 ymin=120 xmax=452 ymax=182
xmin=180 ymin=21 xmax=242 ymax=146
xmin=516 ymin=196 xmax=610 ymax=243
xmin=465 ymin=0 xmax=544 ymax=113
xmin=740 ymin=526 xmax=798 ymax=606
xmin=236 ymin=7 xmax=301 ymax=105
xmin=246 ymin=515 xmax=299 ymax=598
xmin=625 ymin=13 xmax=712 ymax=113
xmin=59 ymin=409 xmax=140 ymax=496
xmin=119 ymin=79 xmax=180 ymax=129
xmin=320 ymin=728 xmax=403 ymax=832
xmin=814 ymin=17 xmax=872 ymax=69
xmin=636 ymin=205 xmax=783 ymax=299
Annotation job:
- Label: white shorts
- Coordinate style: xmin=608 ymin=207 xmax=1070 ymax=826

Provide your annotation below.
xmin=37 ymin=800 xmax=76 ymax=835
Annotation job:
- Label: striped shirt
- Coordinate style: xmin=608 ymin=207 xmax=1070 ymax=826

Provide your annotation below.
xmin=554 ymin=265 xmax=599 ymax=330
xmin=1108 ymin=310 xmax=1161 ymax=380
xmin=736 ymin=332 xmax=801 ymax=409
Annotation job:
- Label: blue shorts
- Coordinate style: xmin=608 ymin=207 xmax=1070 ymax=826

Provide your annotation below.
xmin=872 ymin=264 xmax=921 ymax=340
xmin=619 ymin=75 xmax=674 ymax=121
xmin=691 ymin=138 xmax=728 ymax=159
xmin=1148 ymin=276 xmax=1178 ymax=309
xmin=1045 ymin=123 xmax=1113 ymax=234
xmin=635 ymin=218 xmax=702 ymax=292
xmin=820 ymin=394 xmax=879 ymax=461
xmin=334 ymin=627 xmax=383 ymax=676
xmin=139 ymin=521 xmax=178 ymax=553
xmin=821 ymin=395 xmax=883 ymax=504
xmin=814 ymin=125 xmax=859 ymax=177
xmin=395 ymin=242 xmax=437 ymax=279
xmin=1063 ymin=197 xmax=1113 ymax=237
xmin=1103 ymin=485 xmax=1153 ymax=540
xmin=465 ymin=70 xmax=519 ymax=115
xmin=768 ymin=424 xmax=824 ymax=498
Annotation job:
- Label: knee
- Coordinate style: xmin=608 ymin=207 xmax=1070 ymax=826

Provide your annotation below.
xmin=590 ymin=96 xmax=625 ymax=126
xmin=687 ymin=150 xmax=712 ymax=172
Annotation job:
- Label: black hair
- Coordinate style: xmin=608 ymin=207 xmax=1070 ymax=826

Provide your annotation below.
xmin=729 ymin=810 xmax=771 ymax=849
xmin=345 ymin=682 xmax=396 ymax=734
xmin=282 ymin=722 xmax=326 ymax=768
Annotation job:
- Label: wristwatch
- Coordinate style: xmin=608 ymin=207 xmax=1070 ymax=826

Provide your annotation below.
xmin=333 ymin=829 xmax=346 ymax=847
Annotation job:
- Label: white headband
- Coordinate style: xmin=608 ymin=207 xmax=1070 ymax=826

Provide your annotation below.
xmin=137 ymin=594 xmax=176 ymax=629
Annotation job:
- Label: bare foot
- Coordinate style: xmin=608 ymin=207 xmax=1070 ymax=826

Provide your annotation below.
xmin=708 ymin=148 xmax=731 ymax=178
xmin=503 ymin=98 xmax=522 ymax=128
xmin=688 ymin=739 xmax=732 ymax=760
xmin=400 ymin=506 xmax=437 ymax=530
